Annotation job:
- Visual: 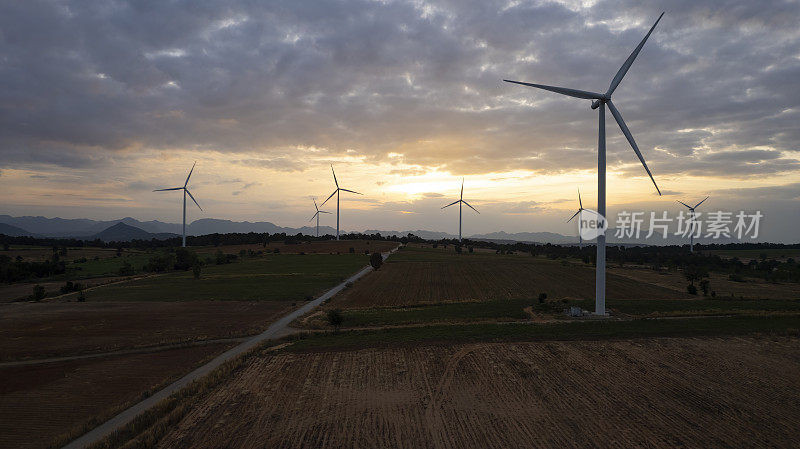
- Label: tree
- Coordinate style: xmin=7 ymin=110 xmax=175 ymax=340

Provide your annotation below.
xmin=327 ymin=309 xmax=344 ymax=329
xmin=370 ymin=252 xmax=383 ymax=270
xmin=538 ymin=293 xmax=548 ymax=303
xmin=699 ymin=279 xmax=710 ymax=296
xmin=174 ymin=248 xmax=200 ymax=270
xmin=32 ymin=284 xmax=46 ymax=301
xmin=193 ymin=263 xmax=202 ymax=279
xmin=118 ymin=260 xmax=135 ymax=276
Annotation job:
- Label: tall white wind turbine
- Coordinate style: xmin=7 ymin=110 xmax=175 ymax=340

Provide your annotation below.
xmin=441 ymin=178 xmax=480 ymax=242
xmin=677 ymin=196 xmax=708 ymax=253
xmin=505 ymin=12 xmax=665 ymax=315
xmin=154 ymin=162 xmax=202 ymax=248
xmin=320 ymin=165 xmax=362 ymax=240
xmin=567 ymin=188 xmax=586 ymax=249
xmin=309 ymin=198 xmax=331 ymax=237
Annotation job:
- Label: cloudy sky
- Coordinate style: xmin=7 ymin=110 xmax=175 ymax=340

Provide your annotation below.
xmin=1 ymin=0 xmax=798 ymax=241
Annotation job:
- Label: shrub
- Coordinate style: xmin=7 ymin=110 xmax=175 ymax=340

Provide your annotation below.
xmin=728 ymin=273 xmax=745 ymax=282
xmin=538 ymin=293 xmax=548 ymax=303
xmin=699 ymin=279 xmax=710 ymax=296
xmin=77 ymin=290 xmax=86 ymax=302
xmin=370 ymin=252 xmax=383 ymax=270
xmin=32 ymin=284 xmax=46 ymax=301
xmin=304 ymin=295 xmax=313 ymax=301
xmin=468 ymin=246 xmax=474 ymax=253
xmin=687 ymin=284 xmax=698 ymax=295
xmin=192 ymin=264 xmax=202 ymax=279
xmin=60 ymin=281 xmax=84 ymax=294
xmin=326 ymin=309 xmax=344 ymax=329
xmin=144 ymin=253 xmax=174 ymax=272
xmin=349 ymin=247 xmax=355 ymax=253
xmin=215 ymin=250 xmax=227 ymax=265
xmin=118 ymin=260 xmax=135 ymax=276
xmin=345 ymin=281 xmax=354 ymax=288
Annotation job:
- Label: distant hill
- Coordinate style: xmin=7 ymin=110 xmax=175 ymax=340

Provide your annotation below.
xmin=0 ymin=222 xmax=35 ymax=237
xmin=91 ymin=223 xmax=179 ymax=242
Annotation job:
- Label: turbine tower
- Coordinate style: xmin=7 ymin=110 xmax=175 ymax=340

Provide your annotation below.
xmin=505 ymin=12 xmax=665 ymax=315
xmin=678 ymin=197 xmax=708 ymax=253
xmin=154 ymin=162 xmax=202 ymax=247
xmin=441 ymin=178 xmax=479 ymax=242
xmin=309 ymin=198 xmax=331 ymax=237
xmin=320 ymin=165 xmax=362 ymax=240
xmin=567 ymin=188 xmax=586 ymax=249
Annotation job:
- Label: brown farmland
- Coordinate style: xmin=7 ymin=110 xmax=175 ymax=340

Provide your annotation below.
xmin=0 ymin=343 xmax=233 ymax=449
xmin=0 ymin=301 xmax=290 ymax=361
xmin=609 ymin=266 xmax=800 ymax=300
xmin=149 ymin=337 xmax=800 ymax=449
xmin=336 ymin=253 xmax=690 ymax=308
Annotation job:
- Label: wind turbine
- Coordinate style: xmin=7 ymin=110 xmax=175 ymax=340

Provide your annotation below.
xmin=309 ymin=198 xmax=331 ymax=237
xmin=504 ymin=12 xmax=665 ymax=315
xmin=567 ymin=188 xmax=586 ymax=249
xmin=154 ymin=162 xmax=202 ymax=248
xmin=677 ymin=196 xmax=708 ymax=253
xmin=441 ymin=178 xmax=479 ymax=242
xmin=320 ymin=165 xmax=362 ymax=240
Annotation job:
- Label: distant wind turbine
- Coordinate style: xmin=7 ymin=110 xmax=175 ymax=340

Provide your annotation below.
xmin=441 ymin=178 xmax=479 ymax=242
xmin=567 ymin=188 xmax=586 ymax=249
xmin=320 ymin=165 xmax=362 ymax=240
xmin=309 ymin=198 xmax=331 ymax=237
xmin=154 ymin=162 xmax=202 ymax=248
xmin=677 ymin=196 xmax=709 ymax=253
xmin=504 ymin=12 xmax=665 ymax=315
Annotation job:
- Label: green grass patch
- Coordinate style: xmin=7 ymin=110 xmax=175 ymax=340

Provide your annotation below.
xmin=89 ymin=254 xmax=368 ymax=302
xmin=288 ymin=314 xmax=800 ymax=352
xmin=65 ymin=253 xmax=153 ymax=278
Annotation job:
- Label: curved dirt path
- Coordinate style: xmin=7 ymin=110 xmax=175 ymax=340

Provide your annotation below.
xmin=61 ymin=247 xmax=398 ymax=449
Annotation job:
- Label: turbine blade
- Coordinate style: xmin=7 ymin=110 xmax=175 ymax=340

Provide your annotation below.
xmin=461 ymin=178 xmax=464 ymax=200
xmin=462 ymin=200 xmax=480 ymax=214
xmin=184 ymin=161 xmax=197 ymax=187
xmin=185 ymin=189 xmax=202 ymax=211
xmin=567 ymin=209 xmax=581 ymax=223
xmin=310 ymin=211 xmax=319 ymax=221
xmin=694 ymin=196 xmax=709 ymax=209
xmin=331 ymin=165 xmax=338 ymax=188
xmin=313 ymin=198 xmax=319 ymax=211
xmin=607 ymin=12 xmax=664 ymax=96
xmin=677 ymin=200 xmax=692 ymax=209
xmin=578 ymin=188 xmax=582 ymax=208
xmin=339 ymin=188 xmax=362 ymax=195
xmin=607 ymin=100 xmax=661 ymax=195
xmin=503 ymin=80 xmax=604 ymax=100
xmin=319 ymin=210 xmax=332 ymax=214
xmin=320 ymin=189 xmax=337 ymax=207
xmin=153 ymin=187 xmax=184 ymax=191
xmin=441 ymin=200 xmax=459 ymax=209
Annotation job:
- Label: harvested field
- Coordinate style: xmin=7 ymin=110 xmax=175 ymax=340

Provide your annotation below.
xmin=336 ymin=249 xmax=690 ymax=308
xmin=148 ymin=337 xmax=800 ymax=449
xmin=0 ymin=343 xmax=233 ymax=449
xmin=0 ymin=301 xmax=290 ymax=361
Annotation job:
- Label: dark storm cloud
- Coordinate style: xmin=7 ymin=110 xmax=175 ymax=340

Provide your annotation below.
xmin=1 ymin=0 xmax=799 ymax=178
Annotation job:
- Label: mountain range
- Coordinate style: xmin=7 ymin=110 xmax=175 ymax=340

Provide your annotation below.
xmin=0 ymin=214 xmax=739 ymax=245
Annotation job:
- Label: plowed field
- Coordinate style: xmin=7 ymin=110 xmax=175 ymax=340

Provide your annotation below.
xmin=151 ymin=337 xmax=800 ymax=449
